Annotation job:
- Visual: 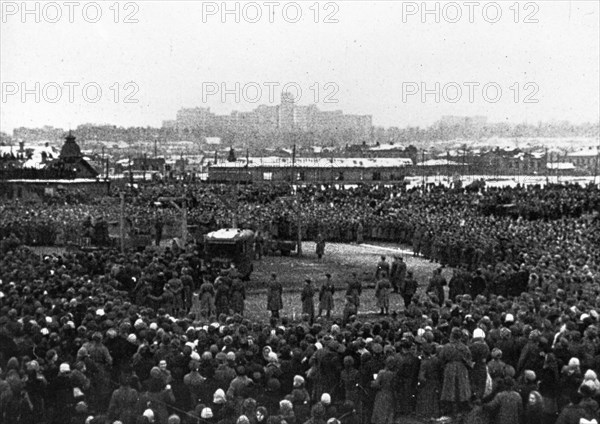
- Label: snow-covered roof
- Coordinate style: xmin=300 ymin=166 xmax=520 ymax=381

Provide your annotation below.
xmin=368 ymin=143 xmax=405 ymax=151
xmin=212 ymin=157 xmax=413 ymax=168
xmin=416 ymin=159 xmax=465 ymax=166
xmin=205 ymin=228 xmax=254 ymax=241
xmin=0 ymin=145 xmax=60 ymax=169
xmin=5 ymin=179 xmax=103 ymax=184
xmin=546 ymin=162 xmax=575 ymax=170
xmin=567 ymin=147 xmax=599 ymax=157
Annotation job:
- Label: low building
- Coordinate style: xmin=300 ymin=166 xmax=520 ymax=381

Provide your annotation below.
xmin=1 ymin=131 xmax=109 ymax=201
xmin=208 ymin=156 xmax=413 ymax=184
xmin=567 ymin=147 xmax=599 ymax=170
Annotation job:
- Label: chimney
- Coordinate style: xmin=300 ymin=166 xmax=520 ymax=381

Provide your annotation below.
xmin=19 ymin=141 xmax=24 ymax=152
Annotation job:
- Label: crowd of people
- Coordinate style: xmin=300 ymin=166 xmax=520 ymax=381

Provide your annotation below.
xmin=1 ymin=182 xmax=600 ymax=424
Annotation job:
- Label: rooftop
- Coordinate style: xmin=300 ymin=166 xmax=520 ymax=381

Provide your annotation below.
xmin=212 ymin=157 xmax=413 ymax=169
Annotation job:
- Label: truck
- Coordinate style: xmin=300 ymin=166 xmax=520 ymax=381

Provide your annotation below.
xmin=203 ymin=228 xmax=255 ymax=280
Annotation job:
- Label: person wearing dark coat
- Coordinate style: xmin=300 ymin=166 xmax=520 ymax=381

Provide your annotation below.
xmin=370 ymin=356 xmax=396 ymax=424
xmin=402 ymin=271 xmax=418 ymax=307
xmin=394 ymin=339 xmax=420 ymax=416
xmin=470 ymin=269 xmax=486 ymax=297
xmin=345 ymin=272 xmax=362 ymax=310
xmin=48 ymin=363 xmax=76 ymax=424
xmin=469 ymin=328 xmax=491 ymax=400
xmin=415 ymin=343 xmax=442 ymax=420
xmin=389 ymin=256 xmax=406 ymax=294
xmin=199 ymin=278 xmax=216 ymax=319
xmin=316 ymin=233 xmax=326 ymax=260
xmin=374 ymin=273 xmax=391 ymax=316
xmin=426 ymin=268 xmax=446 ymax=307
xmin=483 ymin=376 xmax=523 ymax=424
xmin=301 ymin=278 xmax=316 ymax=323
xmin=267 ymin=273 xmax=283 ymax=318
xmin=555 ymin=384 xmax=600 ymax=424
xmin=230 ymin=278 xmax=246 ymax=315
xmin=375 ymin=256 xmax=390 ymax=280
xmin=214 ymin=278 xmax=230 ymax=317
xmin=448 ymin=267 xmax=467 ymax=301
xmin=318 ymin=274 xmax=335 ymax=319
xmin=439 ymin=327 xmax=472 ymax=416
xmin=340 ymin=356 xmax=362 ymax=419
xmin=108 ymin=375 xmax=140 ymax=424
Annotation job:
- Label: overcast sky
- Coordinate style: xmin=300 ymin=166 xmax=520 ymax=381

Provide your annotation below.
xmin=1 ymin=0 xmax=599 ymax=132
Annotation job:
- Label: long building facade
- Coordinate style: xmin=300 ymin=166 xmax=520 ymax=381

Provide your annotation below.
xmin=208 ymin=157 xmax=412 ymax=184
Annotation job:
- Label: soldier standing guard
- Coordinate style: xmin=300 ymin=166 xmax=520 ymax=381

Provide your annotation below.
xmin=346 ymin=272 xmax=362 ymax=311
xmin=301 ymin=278 xmax=315 ymax=323
xmin=402 ymin=270 xmax=418 ymax=307
xmin=375 ymin=271 xmax=391 ymax=315
xmin=316 ymin=233 xmax=326 ymax=260
xmin=427 ymin=268 xmax=446 ymax=306
xmin=375 ymin=256 xmax=390 ymax=280
xmin=318 ymin=273 xmax=335 ymax=319
xmin=230 ymin=277 xmax=246 ymax=315
xmin=390 ymin=255 xmax=406 ymax=294
xmin=214 ymin=273 xmax=231 ymax=317
xmin=199 ymin=277 xmax=215 ymax=319
xmin=267 ymin=273 xmax=283 ymax=318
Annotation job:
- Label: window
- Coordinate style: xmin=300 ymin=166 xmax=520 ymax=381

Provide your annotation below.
xmin=263 ymin=172 xmax=273 ymax=181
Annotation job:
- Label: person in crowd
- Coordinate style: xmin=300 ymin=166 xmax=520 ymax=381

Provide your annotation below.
xmin=439 ymin=327 xmax=473 ymax=416
xmin=415 ymin=343 xmax=442 ymax=420
xmin=370 ymin=356 xmax=396 ymax=424
xmin=389 ymin=256 xmax=406 ymax=294
xmin=345 ymin=272 xmax=362 ymax=312
xmin=374 ymin=271 xmax=391 ymax=316
xmin=267 ymin=273 xmax=283 ymax=319
xmin=316 ymin=234 xmax=326 ymax=260
xmin=374 ymin=256 xmax=389 ymax=281
xmin=318 ymin=274 xmax=335 ymax=319
xmin=401 ymin=270 xmax=418 ymax=308
xmin=301 ymin=278 xmax=316 ymax=324
xmin=199 ymin=277 xmax=216 ymax=319
xmin=426 ymin=268 xmax=446 ymax=307
xmin=482 ymin=376 xmax=523 ymax=424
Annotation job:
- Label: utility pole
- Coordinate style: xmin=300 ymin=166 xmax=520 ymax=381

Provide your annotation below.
xmin=446 ymin=150 xmax=450 ymax=187
xmin=182 ymin=198 xmax=188 ymax=246
xmin=119 ymin=193 xmax=125 ymax=253
xmin=545 ymin=147 xmax=549 ymax=185
xmin=421 ymin=149 xmax=426 ymax=189
xmin=143 ymin=153 xmax=147 ymax=182
xmin=128 ymin=156 xmax=133 ymax=187
xmin=292 ymin=144 xmax=302 ymax=256
xmin=595 ymin=140 xmax=600 ymax=186
xmin=462 ymin=144 xmax=467 ymax=184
